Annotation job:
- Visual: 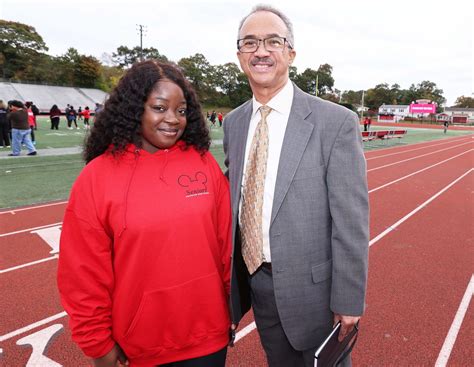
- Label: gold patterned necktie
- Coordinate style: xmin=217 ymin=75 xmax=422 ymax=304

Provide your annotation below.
xmin=241 ymin=105 xmax=272 ymax=274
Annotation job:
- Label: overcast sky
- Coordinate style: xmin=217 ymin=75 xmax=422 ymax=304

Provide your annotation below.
xmin=2 ymin=0 xmax=472 ymax=106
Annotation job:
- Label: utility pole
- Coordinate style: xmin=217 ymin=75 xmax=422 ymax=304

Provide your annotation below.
xmin=360 ymin=90 xmax=365 ymax=120
xmin=315 ymin=74 xmax=319 ymax=96
xmin=136 ymin=24 xmax=147 ymax=61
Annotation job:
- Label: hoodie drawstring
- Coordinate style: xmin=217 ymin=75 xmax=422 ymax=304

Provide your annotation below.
xmin=118 ymin=149 xmax=140 ymax=238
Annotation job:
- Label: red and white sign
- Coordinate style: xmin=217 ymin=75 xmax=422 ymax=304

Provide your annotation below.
xmin=409 ymin=103 xmax=436 ymax=114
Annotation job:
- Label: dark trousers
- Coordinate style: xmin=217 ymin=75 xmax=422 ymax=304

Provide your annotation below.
xmin=0 ymin=123 xmax=10 ymax=146
xmin=51 ymin=117 xmax=60 ymax=130
xmin=249 ymin=266 xmax=316 ymax=367
xmin=158 ymin=347 xmax=227 ymax=367
xmin=249 ymin=266 xmax=351 ymax=367
xmin=30 ymin=127 xmax=35 ymax=142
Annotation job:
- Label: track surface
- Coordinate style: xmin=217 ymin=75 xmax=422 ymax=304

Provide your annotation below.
xmin=1 ymin=135 xmax=473 ymax=366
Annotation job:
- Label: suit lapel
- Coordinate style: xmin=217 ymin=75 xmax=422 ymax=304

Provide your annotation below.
xmin=231 ymin=101 xmax=253 ymax=215
xmin=271 ymin=86 xmax=314 ymax=225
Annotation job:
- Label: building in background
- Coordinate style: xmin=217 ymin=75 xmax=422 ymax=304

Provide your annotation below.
xmin=442 ymin=107 xmax=474 ymax=124
xmin=377 ymin=104 xmax=410 ymax=122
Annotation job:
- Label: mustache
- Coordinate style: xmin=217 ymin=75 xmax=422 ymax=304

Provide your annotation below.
xmin=251 ymin=57 xmax=274 ymax=65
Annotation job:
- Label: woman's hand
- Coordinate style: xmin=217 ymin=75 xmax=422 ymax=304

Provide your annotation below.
xmin=93 ymin=344 xmax=128 ymax=367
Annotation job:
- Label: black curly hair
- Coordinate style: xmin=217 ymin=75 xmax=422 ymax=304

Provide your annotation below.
xmin=84 ymin=60 xmax=210 ymax=163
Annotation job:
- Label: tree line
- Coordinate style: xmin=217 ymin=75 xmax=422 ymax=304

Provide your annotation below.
xmin=1 ymin=20 xmax=473 ymax=110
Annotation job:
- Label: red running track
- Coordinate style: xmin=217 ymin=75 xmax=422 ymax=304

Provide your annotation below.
xmin=0 ymin=135 xmax=473 ymax=366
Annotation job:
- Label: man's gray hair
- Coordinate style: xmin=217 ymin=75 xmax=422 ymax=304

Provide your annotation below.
xmin=237 ymin=4 xmax=294 ymax=47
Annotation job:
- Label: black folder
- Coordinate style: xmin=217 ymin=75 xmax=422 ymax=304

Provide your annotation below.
xmin=314 ymin=321 xmax=359 ymax=367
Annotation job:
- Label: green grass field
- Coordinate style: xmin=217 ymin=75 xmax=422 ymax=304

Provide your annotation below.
xmin=0 ymin=117 xmax=472 ymax=209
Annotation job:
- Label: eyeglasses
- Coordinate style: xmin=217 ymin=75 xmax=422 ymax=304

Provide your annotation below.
xmin=237 ymin=36 xmax=292 ymax=53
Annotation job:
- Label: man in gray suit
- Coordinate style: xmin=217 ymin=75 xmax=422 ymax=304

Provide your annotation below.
xmin=224 ymin=5 xmax=369 ymax=367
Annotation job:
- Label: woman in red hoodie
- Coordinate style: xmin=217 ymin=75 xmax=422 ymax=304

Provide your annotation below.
xmin=57 ymin=60 xmax=232 ymax=367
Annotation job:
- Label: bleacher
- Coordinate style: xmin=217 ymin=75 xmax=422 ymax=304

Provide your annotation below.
xmin=362 ymin=129 xmax=407 ymax=145
xmin=0 ymin=82 xmax=108 ymax=113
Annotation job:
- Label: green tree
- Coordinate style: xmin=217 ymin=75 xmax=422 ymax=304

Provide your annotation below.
xmin=293 ymin=68 xmax=318 ymax=95
xmin=365 ymin=83 xmax=395 ymax=110
xmin=316 ymin=63 xmax=334 ymax=95
xmin=112 ymin=46 xmax=168 ymax=68
xmin=74 ymin=55 xmax=102 ymax=88
xmin=289 ymin=65 xmax=298 ymax=80
xmin=0 ymin=20 xmax=48 ymax=79
xmin=415 ymin=80 xmax=445 ymax=108
xmin=178 ymin=53 xmax=215 ymax=102
xmin=54 ymin=48 xmax=81 ymax=86
xmin=98 ymin=65 xmax=124 ymax=92
xmin=341 ymin=90 xmax=364 ymax=106
xmin=454 ymin=96 xmax=474 ymax=108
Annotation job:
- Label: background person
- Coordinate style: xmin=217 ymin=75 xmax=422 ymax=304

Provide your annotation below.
xmin=443 ymin=119 xmax=449 ymax=133
xmin=363 ymin=116 xmax=369 ymax=132
xmin=67 ymin=105 xmax=78 ymax=129
xmin=7 ymin=100 xmax=37 ymax=156
xmin=25 ymin=101 xmax=36 ymax=145
xmin=50 ymin=104 xmax=61 ymax=130
xmin=30 ymin=101 xmax=39 ymax=129
xmin=0 ymin=100 xmax=10 ymax=148
xmin=224 ymin=5 xmax=369 ymax=367
xmin=82 ymin=106 xmax=91 ymax=129
xmin=57 ymin=60 xmax=231 ymax=367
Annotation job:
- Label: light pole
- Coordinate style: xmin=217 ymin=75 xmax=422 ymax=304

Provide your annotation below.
xmin=136 ymin=24 xmax=147 ymax=61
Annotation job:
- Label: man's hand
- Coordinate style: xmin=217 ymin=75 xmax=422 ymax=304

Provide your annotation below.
xmin=229 ymin=323 xmax=238 ymax=347
xmin=93 ymin=344 xmax=128 ymax=367
xmin=334 ymin=314 xmax=360 ymax=342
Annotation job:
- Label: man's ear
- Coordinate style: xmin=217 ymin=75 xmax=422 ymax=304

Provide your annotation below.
xmin=288 ymin=49 xmax=296 ymax=65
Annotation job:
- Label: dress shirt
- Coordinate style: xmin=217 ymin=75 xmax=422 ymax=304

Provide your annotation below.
xmin=240 ymin=80 xmax=294 ymax=262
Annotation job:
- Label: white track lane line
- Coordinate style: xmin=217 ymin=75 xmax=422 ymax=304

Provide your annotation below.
xmin=0 ymin=222 xmax=62 ymax=237
xmin=235 ymin=321 xmax=257 ymax=343
xmin=238 ymin=170 xmax=473 ymax=342
xmin=1 ymin=154 xmax=471 ymax=347
xmin=0 ymin=255 xmax=58 ymax=274
xmin=367 ymin=141 xmax=472 ymax=172
xmin=435 ymin=274 xmax=474 ymax=367
xmin=369 ymin=149 xmax=473 ymax=193
xmin=366 ymin=136 xmax=473 ymax=161
xmin=369 ymin=168 xmax=473 ymax=247
xmin=0 ymin=312 xmax=67 ymax=342
xmin=0 ymin=201 xmax=67 ymax=215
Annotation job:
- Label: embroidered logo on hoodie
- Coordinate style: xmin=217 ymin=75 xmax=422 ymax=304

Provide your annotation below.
xmin=178 ymin=172 xmax=209 ymax=197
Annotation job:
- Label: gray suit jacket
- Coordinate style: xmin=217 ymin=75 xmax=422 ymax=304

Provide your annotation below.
xmin=223 ymin=83 xmax=369 ymax=351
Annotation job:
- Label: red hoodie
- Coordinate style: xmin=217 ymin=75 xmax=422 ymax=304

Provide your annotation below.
xmin=57 ymin=142 xmax=231 ymax=366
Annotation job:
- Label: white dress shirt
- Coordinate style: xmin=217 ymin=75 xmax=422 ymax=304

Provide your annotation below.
xmin=240 ymin=80 xmax=294 ymax=262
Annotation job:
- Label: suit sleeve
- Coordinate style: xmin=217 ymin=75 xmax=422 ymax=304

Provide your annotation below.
xmin=326 ymin=112 xmax=369 ymax=316
xmin=57 ymin=174 xmax=116 ymax=358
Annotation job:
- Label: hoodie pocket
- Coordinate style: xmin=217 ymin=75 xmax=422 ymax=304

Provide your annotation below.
xmin=123 ymin=271 xmax=229 ymax=353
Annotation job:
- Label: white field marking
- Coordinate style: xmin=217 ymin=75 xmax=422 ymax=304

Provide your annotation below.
xmin=235 ymin=321 xmax=257 ymax=343
xmin=31 ymin=225 xmax=62 ymax=254
xmin=0 ymin=222 xmax=62 ymax=237
xmin=367 ymin=141 xmax=472 ymax=172
xmin=17 ymin=324 xmax=63 ymax=367
xmin=0 ymin=201 xmax=67 ymax=215
xmin=0 ymin=255 xmax=58 ymax=274
xmin=364 ymin=134 xmax=473 ymax=156
xmin=369 ymin=168 xmax=473 ymax=247
xmin=0 ymin=312 xmax=67 ymax=342
xmin=0 ymin=148 xmax=471 ymax=350
xmin=366 ymin=136 xmax=473 ymax=161
xmin=435 ymin=274 xmax=474 ymax=367
xmin=369 ymin=149 xmax=474 ymax=194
